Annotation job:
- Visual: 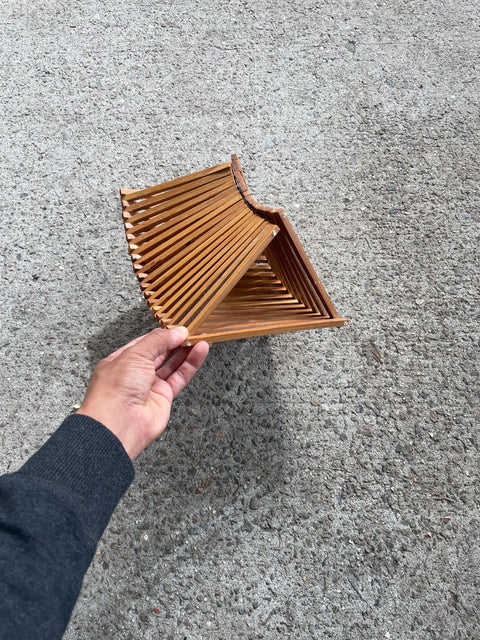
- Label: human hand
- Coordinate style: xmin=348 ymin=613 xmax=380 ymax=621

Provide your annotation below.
xmin=77 ymin=327 xmax=209 ymax=460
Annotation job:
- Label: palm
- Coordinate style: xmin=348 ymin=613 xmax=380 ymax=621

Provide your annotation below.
xmin=78 ymin=328 xmax=209 ymax=460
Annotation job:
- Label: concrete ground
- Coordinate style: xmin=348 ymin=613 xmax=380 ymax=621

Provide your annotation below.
xmin=1 ymin=0 xmax=479 ymax=638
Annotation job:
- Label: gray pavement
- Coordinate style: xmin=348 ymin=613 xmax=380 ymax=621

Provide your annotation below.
xmin=1 ymin=0 xmax=479 ymax=638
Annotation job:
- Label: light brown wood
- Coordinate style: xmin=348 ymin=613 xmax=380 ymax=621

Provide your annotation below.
xmin=132 ymin=198 xmax=246 ymax=270
xmin=121 ymin=156 xmax=348 ymax=343
xmin=130 ymin=188 xmax=240 ymax=253
xmin=140 ymin=204 xmax=248 ymax=291
xmin=124 ymin=179 xmax=232 ymax=225
xmin=125 ymin=186 xmax=236 ymax=236
xmin=184 ymin=224 xmax=278 ymax=333
xmin=123 ymin=169 xmax=232 ymax=214
xmin=158 ymin=215 xmax=270 ymax=322
xmin=122 ymin=162 xmax=231 ymax=202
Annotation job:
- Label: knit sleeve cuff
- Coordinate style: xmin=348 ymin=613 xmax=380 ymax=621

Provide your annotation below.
xmin=17 ymin=414 xmax=134 ymax=539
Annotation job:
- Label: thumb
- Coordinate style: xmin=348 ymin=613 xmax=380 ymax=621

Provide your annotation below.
xmin=128 ymin=326 xmax=189 ymax=362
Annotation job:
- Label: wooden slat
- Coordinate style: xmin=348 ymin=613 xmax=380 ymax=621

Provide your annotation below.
xmin=139 ymin=203 xmax=249 ymax=290
xmin=129 ymin=188 xmax=239 ymax=253
xmin=273 ymin=234 xmax=323 ymax=313
xmin=270 ymin=214 xmax=339 ymax=318
xmin=121 ymin=162 xmax=231 ymax=202
xmin=264 ymin=244 xmax=302 ymax=305
xmin=201 ymin=311 xmax=319 ymax=329
xmin=125 ymin=178 xmax=234 ymax=226
xmin=141 ymin=204 xmax=249 ymax=292
xmin=144 ymin=206 xmax=254 ymax=301
xmin=164 ymin=216 xmax=270 ymax=324
xmin=184 ymin=223 xmax=279 ymax=333
xmin=128 ymin=187 xmax=239 ymax=242
xmin=125 ymin=184 xmax=233 ymax=236
xmin=217 ymin=299 xmax=301 ymax=310
xmin=187 ymin=317 xmax=347 ymax=345
xmin=224 ymin=291 xmax=290 ymax=302
xmin=132 ymin=197 xmax=245 ymax=270
xmin=124 ymin=170 xmax=232 ymax=214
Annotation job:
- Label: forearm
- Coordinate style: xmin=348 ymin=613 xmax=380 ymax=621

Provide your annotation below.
xmin=0 ymin=414 xmax=134 ymax=639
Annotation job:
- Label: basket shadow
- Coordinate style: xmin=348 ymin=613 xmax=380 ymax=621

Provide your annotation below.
xmin=86 ymin=305 xmax=158 ymax=364
xmin=130 ymin=332 xmax=287 ymax=564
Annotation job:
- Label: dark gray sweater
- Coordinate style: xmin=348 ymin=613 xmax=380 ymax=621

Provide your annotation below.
xmin=0 ymin=414 xmax=134 ymax=639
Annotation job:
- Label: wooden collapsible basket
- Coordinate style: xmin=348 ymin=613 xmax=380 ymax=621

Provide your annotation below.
xmin=121 ymin=155 xmax=348 ymax=344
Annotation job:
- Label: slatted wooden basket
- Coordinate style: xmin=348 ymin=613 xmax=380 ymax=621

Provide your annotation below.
xmin=121 ymin=155 xmax=348 ymax=344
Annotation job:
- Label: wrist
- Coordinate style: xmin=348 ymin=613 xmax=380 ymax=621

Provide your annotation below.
xmin=76 ymin=404 xmax=138 ymax=461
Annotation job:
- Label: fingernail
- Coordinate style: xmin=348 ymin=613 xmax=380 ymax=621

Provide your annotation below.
xmin=171 ymin=326 xmax=188 ymax=340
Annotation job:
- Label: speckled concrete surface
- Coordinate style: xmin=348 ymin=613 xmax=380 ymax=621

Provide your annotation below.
xmin=1 ymin=0 xmax=479 ymax=638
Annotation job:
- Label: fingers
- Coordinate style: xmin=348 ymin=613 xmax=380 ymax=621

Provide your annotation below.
xmin=126 ymin=327 xmax=189 ymax=364
xmin=155 ymin=347 xmax=191 ymax=381
xmin=163 ymin=341 xmax=209 ymax=398
xmin=153 ymin=346 xmax=182 ymax=371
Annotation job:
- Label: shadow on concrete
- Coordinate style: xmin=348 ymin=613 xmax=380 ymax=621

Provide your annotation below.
xmin=86 ymin=305 xmax=158 ymax=364
xmin=87 ymin=308 xmax=286 ymax=567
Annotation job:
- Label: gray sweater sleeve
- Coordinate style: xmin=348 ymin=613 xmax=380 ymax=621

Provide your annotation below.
xmin=0 ymin=414 xmax=135 ymax=639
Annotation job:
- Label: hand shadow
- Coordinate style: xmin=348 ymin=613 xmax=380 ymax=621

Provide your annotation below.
xmin=135 ymin=330 xmax=287 ymax=538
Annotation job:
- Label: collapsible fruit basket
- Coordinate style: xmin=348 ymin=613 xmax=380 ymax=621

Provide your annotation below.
xmin=121 ymin=155 xmax=348 ymax=344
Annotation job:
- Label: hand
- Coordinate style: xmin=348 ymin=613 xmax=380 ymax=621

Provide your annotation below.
xmin=77 ymin=327 xmax=209 ymax=460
